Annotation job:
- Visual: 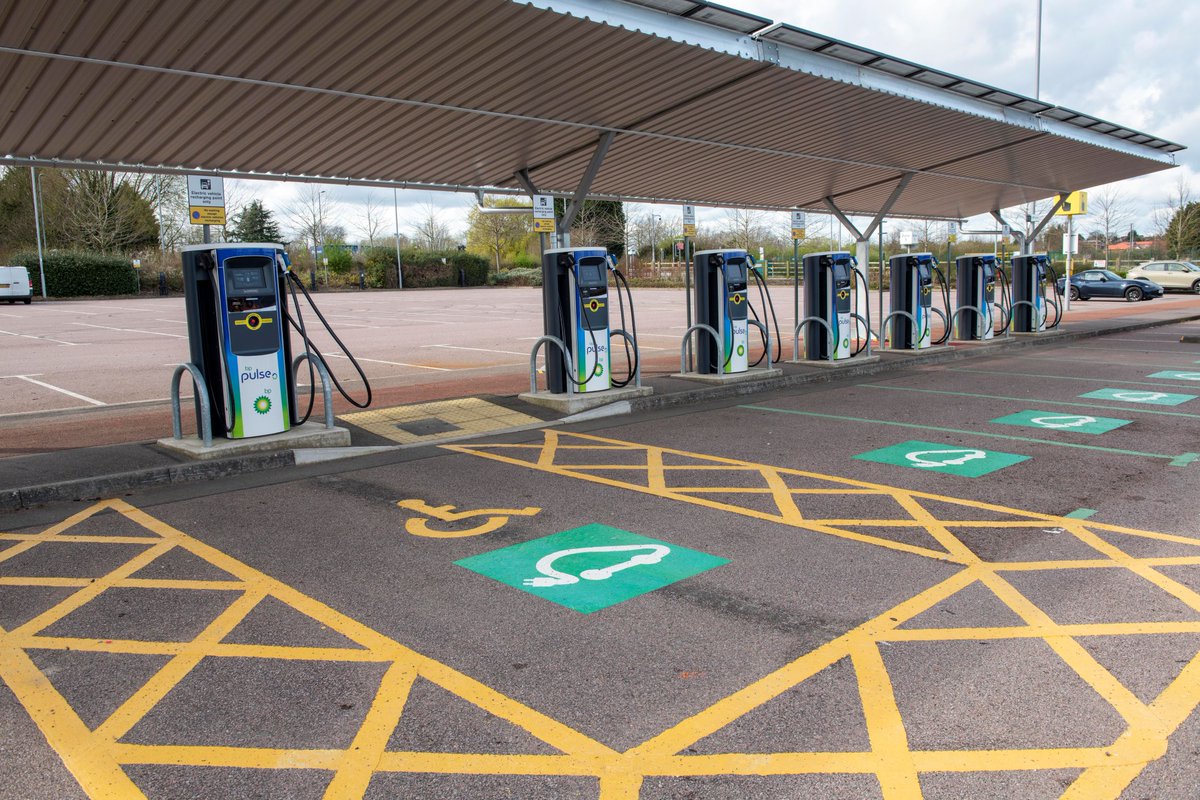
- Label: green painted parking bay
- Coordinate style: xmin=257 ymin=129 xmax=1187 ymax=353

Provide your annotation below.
xmin=1079 ymin=388 xmax=1196 ymax=406
xmin=455 ymin=524 xmax=729 ymax=614
xmin=1148 ymin=370 xmax=1200 ymax=382
xmin=853 ymin=440 xmax=1029 ymax=477
xmin=990 ymin=410 xmax=1131 ymax=435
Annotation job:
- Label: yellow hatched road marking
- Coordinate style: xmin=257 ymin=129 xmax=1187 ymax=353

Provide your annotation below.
xmin=5 ymin=426 xmax=1200 ymax=798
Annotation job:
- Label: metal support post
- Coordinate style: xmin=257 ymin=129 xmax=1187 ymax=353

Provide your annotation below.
xmin=29 ymin=167 xmax=47 ymax=298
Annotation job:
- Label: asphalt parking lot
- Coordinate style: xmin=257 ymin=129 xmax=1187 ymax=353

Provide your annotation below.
xmin=4 ymin=318 xmax=1200 ymax=799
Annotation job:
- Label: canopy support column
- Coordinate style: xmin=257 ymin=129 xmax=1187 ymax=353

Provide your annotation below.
xmin=1022 ymin=195 xmax=1069 ymax=255
xmin=557 ymin=131 xmax=615 ymax=247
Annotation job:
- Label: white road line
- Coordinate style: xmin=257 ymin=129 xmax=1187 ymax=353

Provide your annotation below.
xmin=423 ymin=344 xmax=531 ymax=357
xmin=32 ymin=307 xmax=97 ymax=315
xmin=13 ymin=375 xmax=105 ymax=405
xmin=71 ymin=321 xmax=187 ymax=338
xmin=322 ymin=352 xmax=451 ymax=371
xmin=0 ymin=328 xmax=82 ymax=346
xmin=0 ymin=312 xmax=21 ymax=318
xmin=155 ymin=318 xmax=186 ymax=324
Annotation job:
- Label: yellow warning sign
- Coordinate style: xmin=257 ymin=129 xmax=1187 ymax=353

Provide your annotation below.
xmin=682 ymin=223 xmax=697 ymax=238
xmin=533 ymin=217 xmax=556 ymax=234
xmin=1055 ymin=191 xmax=1089 ymax=216
xmin=189 ymin=206 xmax=227 ymax=225
xmin=791 ymin=227 xmax=806 ymax=239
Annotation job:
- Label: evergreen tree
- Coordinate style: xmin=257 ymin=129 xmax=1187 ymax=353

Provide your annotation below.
xmin=229 ymin=199 xmax=282 ymax=243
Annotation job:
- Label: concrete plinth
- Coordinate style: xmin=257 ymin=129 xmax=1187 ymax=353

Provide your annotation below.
xmin=157 ymin=425 xmax=352 ymax=461
xmin=790 ymin=355 xmax=881 ymax=369
xmin=672 ymin=368 xmax=783 ymax=385
xmin=877 ymin=345 xmax=954 ymax=357
xmin=1012 ymin=329 xmax=1068 ymax=339
xmin=518 ymin=385 xmax=653 ymax=415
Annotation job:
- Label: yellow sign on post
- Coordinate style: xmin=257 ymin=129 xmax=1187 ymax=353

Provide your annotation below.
xmin=533 ymin=217 xmax=556 ymax=234
xmin=532 ymin=194 xmax=556 ymax=234
xmin=1055 ymin=191 xmax=1088 ymax=216
xmin=188 ymin=206 xmax=227 ymax=225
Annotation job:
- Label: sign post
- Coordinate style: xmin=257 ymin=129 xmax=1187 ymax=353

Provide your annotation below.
xmin=1056 ymin=191 xmax=1088 ymax=313
xmin=791 ymin=210 xmax=806 ymax=326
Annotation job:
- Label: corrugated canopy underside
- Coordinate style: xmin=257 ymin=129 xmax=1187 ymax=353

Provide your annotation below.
xmin=0 ymin=0 xmax=1178 ymax=218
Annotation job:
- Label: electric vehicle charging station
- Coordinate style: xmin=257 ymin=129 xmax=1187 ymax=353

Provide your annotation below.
xmin=1011 ymin=253 xmax=1063 ymax=334
xmin=169 ymin=242 xmax=371 ymax=452
xmin=885 ymin=252 xmax=951 ymax=351
xmin=181 ymin=243 xmax=293 ymax=439
xmin=527 ymin=245 xmax=647 ymax=408
xmin=796 ymin=251 xmax=875 ymax=363
xmin=680 ymin=248 xmax=781 ymax=382
xmin=954 ymin=253 xmax=1005 ymax=342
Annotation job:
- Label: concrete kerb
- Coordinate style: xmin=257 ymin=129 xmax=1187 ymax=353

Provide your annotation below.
xmin=0 ymin=451 xmax=295 ymax=512
xmin=3 ymin=309 xmax=1199 ymax=511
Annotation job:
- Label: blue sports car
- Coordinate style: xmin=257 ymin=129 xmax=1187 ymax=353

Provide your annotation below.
xmin=1057 ymin=269 xmax=1163 ymax=302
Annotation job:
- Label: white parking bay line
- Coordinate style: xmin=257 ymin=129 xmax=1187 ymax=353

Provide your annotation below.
xmin=13 ymin=375 xmax=105 ymax=405
xmin=423 ymin=344 xmax=531 ymax=357
xmin=322 ymin=353 xmax=451 ymax=371
xmin=72 ymin=322 xmax=186 ymax=338
xmin=0 ymin=328 xmax=82 ymax=346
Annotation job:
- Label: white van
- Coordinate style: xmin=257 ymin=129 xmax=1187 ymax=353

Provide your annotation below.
xmin=0 ymin=266 xmax=32 ymax=304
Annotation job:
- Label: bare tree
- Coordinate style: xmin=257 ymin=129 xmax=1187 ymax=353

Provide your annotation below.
xmin=282 ymin=185 xmax=329 ymax=263
xmin=60 ymin=170 xmax=158 ymax=252
xmin=1086 ymin=185 xmax=1135 ymax=265
xmin=1156 ymin=177 xmax=1200 ymax=258
xmin=718 ymin=208 xmax=771 ymax=251
xmin=411 ymin=201 xmax=456 ymax=250
xmin=356 ymin=192 xmax=385 ymax=247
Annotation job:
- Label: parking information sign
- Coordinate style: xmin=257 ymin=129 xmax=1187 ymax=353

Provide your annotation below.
xmin=682 ymin=204 xmax=696 ymax=238
xmin=791 ymin=210 xmax=806 ymax=239
xmin=532 ymin=194 xmax=556 ymax=234
xmin=455 ymin=524 xmax=728 ymax=613
xmin=187 ymin=175 xmax=226 ymax=226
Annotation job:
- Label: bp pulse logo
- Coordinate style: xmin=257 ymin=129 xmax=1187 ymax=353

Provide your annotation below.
xmin=240 ymin=367 xmax=277 ymax=384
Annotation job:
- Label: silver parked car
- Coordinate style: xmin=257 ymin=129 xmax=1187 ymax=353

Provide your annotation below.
xmin=1126 ymin=261 xmax=1200 ymax=293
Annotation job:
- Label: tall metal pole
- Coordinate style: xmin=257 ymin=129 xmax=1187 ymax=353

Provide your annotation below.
xmin=1034 ymin=0 xmax=1043 ymax=99
xmin=393 ymin=187 xmax=404 ymax=289
xmin=1064 ymin=214 xmax=1073 ymax=313
xmin=29 ymin=167 xmax=46 ymax=298
xmin=318 ymin=190 xmax=326 ymax=286
xmin=878 ymin=220 xmax=885 ymax=345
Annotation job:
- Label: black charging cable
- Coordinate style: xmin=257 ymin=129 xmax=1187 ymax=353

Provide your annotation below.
xmin=608 ymin=264 xmax=639 ymax=388
xmin=748 ymin=263 xmax=781 ymax=366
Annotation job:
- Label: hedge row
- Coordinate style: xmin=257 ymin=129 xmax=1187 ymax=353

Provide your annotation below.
xmin=362 ymin=247 xmax=489 ymax=289
xmin=13 ymin=251 xmax=137 ymax=297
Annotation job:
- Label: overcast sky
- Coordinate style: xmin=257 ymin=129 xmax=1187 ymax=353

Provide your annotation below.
xmin=246 ymin=0 xmax=1196 ymax=243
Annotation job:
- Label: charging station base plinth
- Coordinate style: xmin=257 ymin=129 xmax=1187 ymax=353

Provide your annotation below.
xmin=877 ymin=345 xmax=954 ymax=357
xmin=519 ymin=385 xmax=653 ymax=416
xmin=790 ymin=355 xmax=881 ymax=369
xmin=672 ymin=368 xmax=783 ymax=385
xmin=1012 ymin=329 xmax=1068 ymax=339
xmin=157 ymin=425 xmax=352 ymax=461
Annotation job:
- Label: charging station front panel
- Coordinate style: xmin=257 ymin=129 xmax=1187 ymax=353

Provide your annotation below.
xmin=571 ymin=254 xmax=611 ymax=393
xmin=215 ymin=249 xmax=290 ymax=437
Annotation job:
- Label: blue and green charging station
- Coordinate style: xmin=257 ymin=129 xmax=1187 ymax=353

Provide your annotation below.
xmin=802 ymin=251 xmax=855 ymax=360
xmin=694 ymin=249 xmax=750 ymax=374
xmin=182 ymin=243 xmax=293 ymax=439
xmin=543 ymin=247 xmax=612 ymax=394
xmin=955 ymin=253 xmax=998 ymax=341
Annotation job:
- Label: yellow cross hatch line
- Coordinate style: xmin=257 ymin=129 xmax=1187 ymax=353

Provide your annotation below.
xmin=5 ymin=426 xmax=1200 ymax=798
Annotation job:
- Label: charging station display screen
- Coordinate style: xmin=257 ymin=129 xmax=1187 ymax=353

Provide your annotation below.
xmin=832 ymin=261 xmax=851 ymax=284
xmin=225 ymin=257 xmax=273 ymax=294
xmin=725 ymin=260 xmax=746 ymax=284
xmin=577 ymin=259 xmax=605 ymax=285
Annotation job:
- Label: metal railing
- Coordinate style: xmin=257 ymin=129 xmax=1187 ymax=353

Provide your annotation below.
xmin=680 ymin=323 xmax=723 ymax=374
xmin=292 ymin=353 xmax=337 ymax=428
xmin=169 ymin=363 xmax=213 ymax=448
xmin=793 ymin=316 xmax=834 ymax=361
xmin=528 ymin=335 xmax=574 ymax=396
xmin=611 ymin=328 xmax=642 ymax=388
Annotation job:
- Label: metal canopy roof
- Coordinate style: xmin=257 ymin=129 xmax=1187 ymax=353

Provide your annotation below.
xmin=0 ymin=0 xmax=1180 ymax=220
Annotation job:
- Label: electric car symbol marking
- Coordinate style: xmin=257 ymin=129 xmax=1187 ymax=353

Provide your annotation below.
xmin=396 ymin=498 xmax=540 ymax=538
xmin=1029 ymin=414 xmax=1098 ymax=429
xmin=253 ymin=395 xmax=271 ymax=415
xmin=905 ymin=448 xmax=987 ymax=468
xmin=522 ymin=544 xmax=671 ymax=587
xmin=1112 ymin=391 xmax=1169 ymax=402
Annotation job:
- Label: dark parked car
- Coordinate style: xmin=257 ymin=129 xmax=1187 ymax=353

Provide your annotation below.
xmin=1057 ymin=269 xmax=1163 ymax=302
